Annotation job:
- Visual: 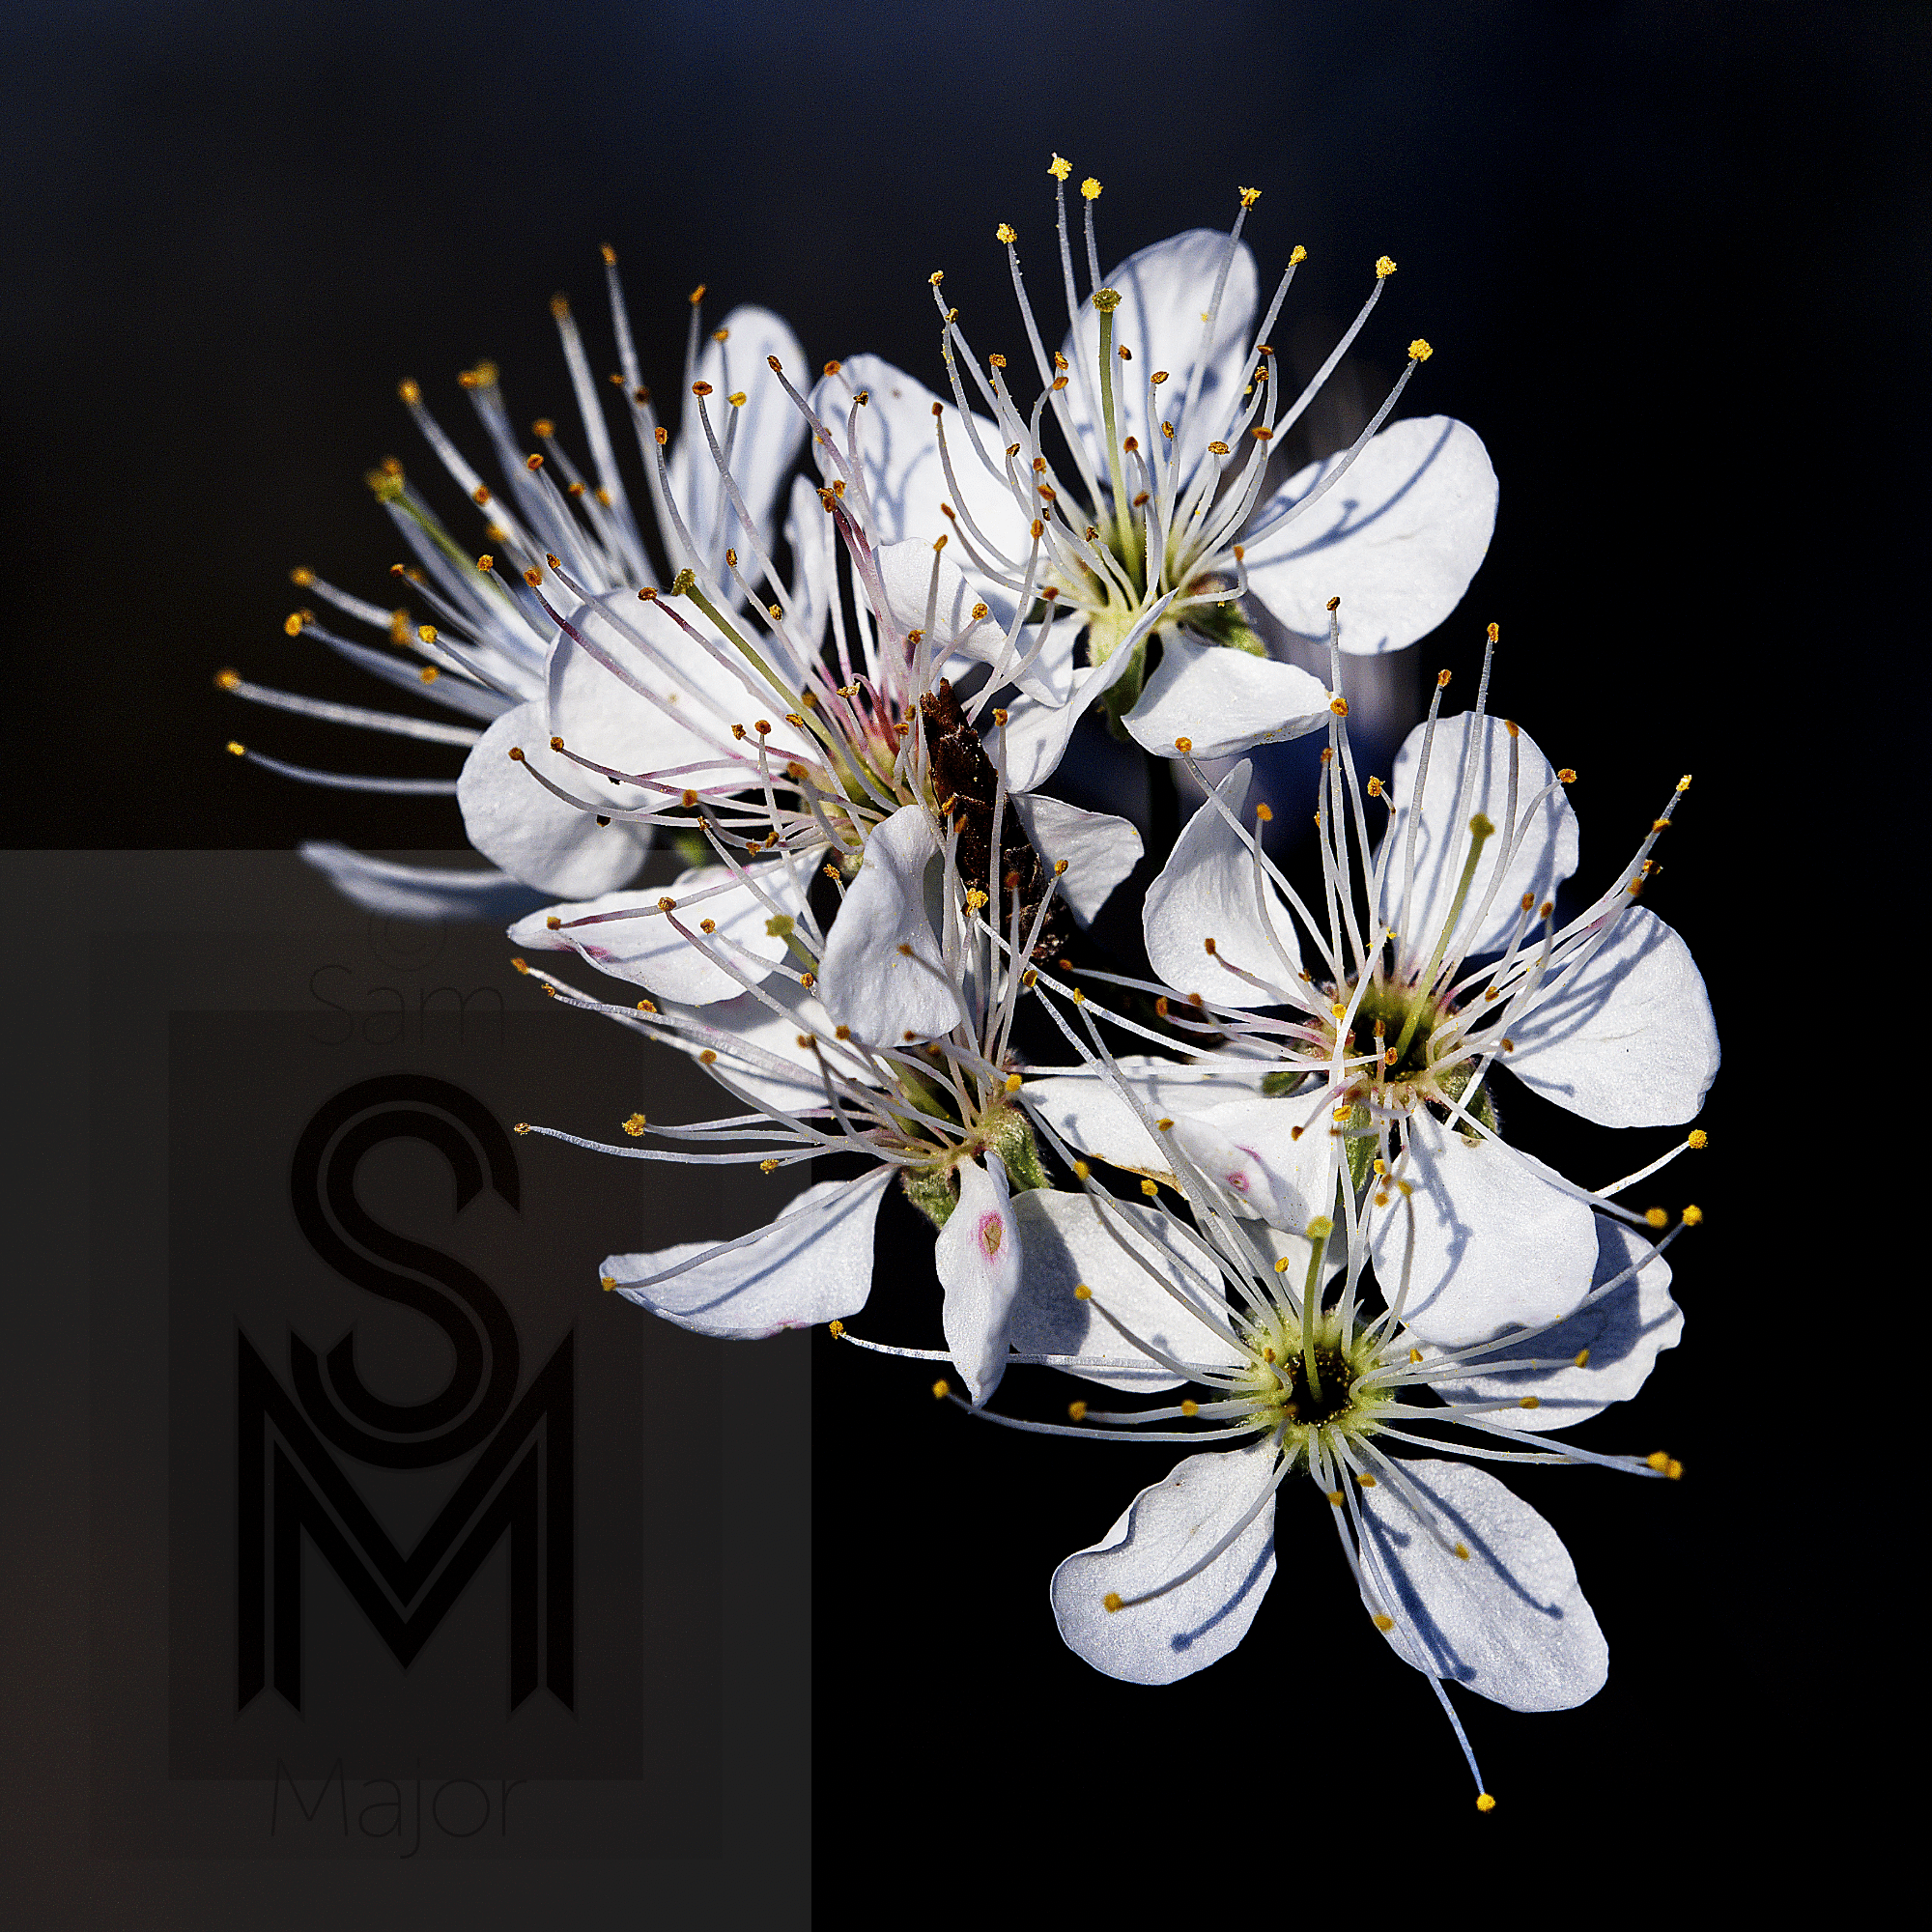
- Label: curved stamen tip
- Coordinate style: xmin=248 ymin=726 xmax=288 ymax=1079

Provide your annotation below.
xmin=1476 ymin=1794 xmax=1497 ymax=1814
xmin=828 ymin=1320 xmax=845 ymax=1337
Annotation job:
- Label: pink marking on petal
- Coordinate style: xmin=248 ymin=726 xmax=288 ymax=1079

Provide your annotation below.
xmin=978 ymin=1212 xmax=1005 ymax=1259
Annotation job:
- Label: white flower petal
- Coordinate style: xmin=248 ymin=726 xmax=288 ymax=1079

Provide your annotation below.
xmin=783 ymin=473 xmax=837 ymax=660
xmin=1503 ymin=907 xmax=1719 ymax=1127
xmin=809 ymin=356 xmax=1034 ymax=617
xmin=935 ymin=1154 xmax=1023 ymax=1406
xmin=1063 ymin=230 xmax=1259 ymax=497
xmin=299 ymin=842 xmax=547 ymax=923
xmin=1369 ymin=1110 xmax=1600 ymax=1346
xmin=602 ymin=1170 xmax=890 ymax=1339
xmin=1143 ymin=761 xmax=1302 ymax=1007
xmin=1007 ymin=794 xmax=1141 ymax=924
xmin=457 ymin=703 xmax=650 ymax=897
xmin=1022 ymin=1056 xmax=1272 ymax=1180
xmin=508 ymin=859 xmax=810 ymax=1006
xmin=668 ymin=304 xmax=808 ymax=575
xmin=1242 ymin=416 xmax=1498 ymax=656
xmin=1424 ymin=1220 xmax=1681 ymax=1431
xmin=815 ymin=803 xmax=958 ymax=1045
xmin=1123 ymin=637 xmax=1331 ymax=761
xmin=1051 ymin=1444 xmax=1278 ymax=1686
xmin=1009 ymin=1188 xmax=1243 ymax=1391
xmin=1375 ymin=712 xmax=1579 ymax=971
xmin=1356 ymin=1458 xmax=1606 ymax=1712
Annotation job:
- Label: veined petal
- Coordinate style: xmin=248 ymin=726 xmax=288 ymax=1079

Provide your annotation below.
xmin=1423 ymin=1220 xmax=1682 ymax=1431
xmin=783 ymin=473 xmax=837 ymax=661
xmin=1063 ymin=230 xmax=1259 ymax=499
xmin=1375 ymin=712 xmax=1579 ymax=971
xmin=1242 ymin=416 xmax=1498 ymax=655
xmin=1369 ymin=1109 xmax=1599 ymax=1346
xmin=810 ymin=356 xmax=1034 ymax=615
xmin=602 ymin=1169 xmax=890 ymax=1338
xmin=1007 ymin=794 xmax=1141 ymax=923
xmin=1123 ymin=636 xmax=1331 ymax=761
xmin=457 ymin=703 xmax=650 ymax=897
xmin=508 ymin=859 xmax=810 ymax=1006
xmin=299 ymin=842 xmax=548 ymax=923
xmin=816 ymin=803 xmax=958 ymax=1045
xmin=1144 ymin=761 xmax=1302 ymax=1007
xmin=1050 ymin=1444 xmax=1278 ymax=1686
xmin=1009 ymin=1187 xmax=1243 ymax=1391
xmin=983 ymin=630 xmax=1138 ymax=792
xmin=1022 ymin=1056 xmax=1272 ymax=1181
xmin=1356 ymin=1458 xmax=1607 ymax=1712
xmin=1502 ymin=907 xmax=1719 ymax=1127
xmin=549 ymin=595 xmax=814 ymax=777
xmin=936 ymin=1153 xmax=1023 ymax=1406
xmin=668 ymin=304 xmax=809 ymax=573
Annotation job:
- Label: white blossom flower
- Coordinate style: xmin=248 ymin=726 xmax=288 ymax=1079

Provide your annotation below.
xmin=948 ymin=1132 xmax=1693 ymax=1807
xmin=514 ymin=801 xmax=1063 ymax=1406
xmin=809 ymin=157 xmax=1497 ymax=765
xmin=217 ymin=255 xmax=808 ymax=912
xmin=1026 ymin=622 xmax=1719 ymax=1347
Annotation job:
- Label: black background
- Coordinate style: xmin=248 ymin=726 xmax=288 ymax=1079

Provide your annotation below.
xmin=5 ymin=0 xmax=1918 ymax=1907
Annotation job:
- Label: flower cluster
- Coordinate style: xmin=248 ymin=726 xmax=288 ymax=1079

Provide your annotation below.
xmin=229 ymin=159 xmax=1716 ymax=1807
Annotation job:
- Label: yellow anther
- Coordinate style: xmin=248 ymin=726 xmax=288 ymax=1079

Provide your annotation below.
xmin=283 ymin=611 xmax=304 ymax=637
xmin=1666 ymin=1460 xmax=1684 ymax=1480
xmin=1519 ymin=1397 xmax=1541 ymax=1409
xmin=621 ymin=1113 xmax=647 ymax=1138
xmin=1407 ymin=338 xmax=1434 ymax=361
xmin=1687 ymin=1129 xmax=1709 ymax=1151
xmin=1409 ymin=1348 xmax=1422 ymax=1364
xmin=544 ymin=914 xmax=562 ymax=929
xmin=1375 ymin=255 xmax=1398 ymax=277
xmin=1140 ymin=1179 xmax=1159 ymax=1197
xmin=1645 ymin=1207 xmax=1668 ymax=1229
xmin=1326 ymin=1491 xmax=1345 ymax=1507
xmin=698 ymin=1049 xmax=716 ymax=1065
xmin=601 ymin=1274 xmax=616 ymax=1293
xmin=1682 ymin=1204 xmax=1704 ymax=1226
xmin=1004 ymin=1072 xmax=1023 ymax=1094
xmin=226 ymin=740 xmax=246 ymax=757
xmin=1155 ymin=1118 xmax=1174 ymax=1132
xmin=931 ymin=1378 xmax=951 ymax=1400
xmin=1557 ymin=767 xmax=1577 ymax=784
xmin=1073 ymin=1284 xmax=1093 ymax=1301
xmin=1677 ymin=774 xmax=1693 ymax=791
xmin=1174 ymin=735 xmax=1193 ymax=753
xmin=1356 ymin=1473 xmax=1378 ymax=1488
xmin=1330 ymin=696 xmax=1350 ymax=716
xmin=1273 ymin=1256 xmax=1291 ymax=1274
xmin=1208 ymin=440 xmax=1230 ymax=456
xmin=1238 ymin=185 xmax=1261 ymax=209
xmin=1476 ymin=1794 xmax=1496 ymax=1813
xmin=1067 ymin=1401 xmax=1088 ymax=1422
xmin=1647 ymin=1451 xmax=1671 ymax=1472
xmin=1101 ymin=1592 xmax=1123 ymax=1613
xmin=1453 ymin=1543 xmax=1470 ymax=1561
xmin=1080 ymin=176 xmax=1102 ymax=200
xmin=1289 ymin=244 xmax=1307 ymax=266
xmin=1574 ymin=1349 xmax=1591 ymax=1368
xmin=1373 ymin=1613 xmax=1394 ymax=1633
xmin=214 ymin=668 xmax=241 ymax=691
xmin=928 ymin=270 xmax=945 ymax=286
xmin=510 ymin=957 xmax=529 ymax=975
xmin=476 ymin=554 xmax=495 ymax=572
xmin=996 ymin=222 xmax=1017 ymax=245
xmin=1072 ymin=1160 xmax=1091 ymax=1181
xmin=1180 ymin=1400 xmax=1199 ymax=1417
xmin=636 ymin=998 xmax=656 ymax=1012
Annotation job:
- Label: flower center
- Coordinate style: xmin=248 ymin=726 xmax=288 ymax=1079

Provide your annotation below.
xmin=1236 ymin=1311 xmax=1387 ymax=1456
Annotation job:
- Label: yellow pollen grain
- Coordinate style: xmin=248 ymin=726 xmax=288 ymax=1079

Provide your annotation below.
xmin=1004 ymin=1072 xmax=1023 ymax=1094
xmin=1688 ymin=1129 xmax=1709 ymax=1150
xmin=1645 ymin=1207 xmax=1668 ymax=1229
xmin=1682 ymin=1204 xmax=1704 ymax=1226
xmin=1140 ymin=1179 xmax=1158 ymax=1197
xmin=1373 ymin=1613 xmax=1394 ymax=1633
xmin=1407 ymin=338 xmax=1434 ymax=361
xmin=601 ymin=1275 xmax=616 ymax=1293
xmin=1048 ymin=154 xmax=1071 ymax=181
xmin=931 ymin=1379 xmax=950 ymax=1400
xmin=621 ymin=1113 xmax=646 ymax=1138
xmin=1179 ymin=1400 xmax=1199 ymax=1417
xmin=1080 ymin=176 xmax=1102 ymax=200
xmin=1238 ymin=185 xmax=1261 ymax=209
xmin=1101 ymin=1592 xmax=1123 ymax=1613
xmin=1476 ymin=1795 xmax=1496 ymax=1814
xmin=1356 ymin=1474 xmax=1378 ymax=1488
xmin=1073 ymin=1284 xmax=1093 ymax=1302
xmin=1326 ymin=1491 xmax=1345 ymax=1507
xmin=1072 ymin=1161 xmax=1091 ymax=1182
xmin=1067 ymin=1401 xmax=1087 ymax=1422
xmin=1376 ymin=255 xmax=1397 ymax=278
xmin=1454 ymin=1543 xmax=1470 ymax=1562
xmin=1520 ymin=1397 xmax=1541 ymax=1409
